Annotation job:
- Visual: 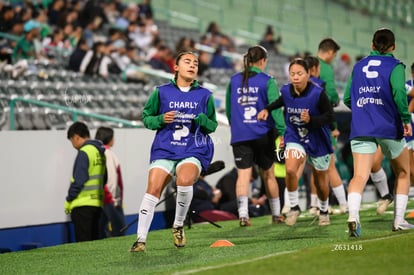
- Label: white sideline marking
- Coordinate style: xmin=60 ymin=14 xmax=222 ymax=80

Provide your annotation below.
xmin=173 ymin=233 xmax=412 ymax=274
xmin=172 ymin=250 xmax=299 ymax=275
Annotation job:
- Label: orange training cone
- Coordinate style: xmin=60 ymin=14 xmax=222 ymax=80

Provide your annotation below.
xmin=407 ymin=210 xmax=414 ymax=218
xmin=210 ymin=240 xmax=235 ymax=247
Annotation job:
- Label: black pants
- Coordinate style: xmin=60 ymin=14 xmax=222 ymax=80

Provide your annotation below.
xmin=71 ymin=206 xmax=102 ymax=242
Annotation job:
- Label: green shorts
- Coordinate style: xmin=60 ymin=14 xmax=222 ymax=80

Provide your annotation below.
xmin=149 ymin=157 xmax=202 ymax=176
xmin=406 ymin=140 xmax=414 ymax=151
xmin=350 ymin=137 xmax=406 ymax=160
xmin=285 ymin=142 xmax=331 ymax=171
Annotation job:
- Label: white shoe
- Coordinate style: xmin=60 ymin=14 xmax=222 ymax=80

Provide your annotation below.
xmin=285 ymin=205 xmax=301 ymax=226
xmin=318 ymin=211 xmax=330 ymax=226
xmin=393 ymin=220 xmax=414 ymax=231
xmin=339 ymin=204 xmax=348 ymax=214
xmin=377 ymin=194 xmax=393 ymax=215
xmin=281 ymin=205 xmax=290 ymax=216
xmin=308 ymin=207 xmax=319 ymax=216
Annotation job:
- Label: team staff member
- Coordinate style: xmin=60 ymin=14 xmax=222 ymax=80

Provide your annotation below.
xmin=344 ymin=28 xmax=414 ymax=237
xmin=258 ymin=58 xmax=335 ymax=227
xmin=130 ymin=51 xmax=217 ymax=252
xmin=226 ymin=45 xmax=285 ymax=226
xmin=65 ymin=121 xmax=107 ymax=242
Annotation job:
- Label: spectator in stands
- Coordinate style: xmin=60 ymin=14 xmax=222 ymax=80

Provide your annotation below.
xmin=34 ymin=7 xmax=52 ymax=40
xmin=204 ymin=21 xmax=222 ymax=48
xmin=79 ymin=41 xmax=111 ymax=78
xmin=215 ymin=166 xmax=268 ymax=217
xmin=68 ymin=37 xmax=89 ymax=72
xmin=129 ymin=20 xmax=155 ymax=58
xmin=47 ymin=0 xmax=65 ymax=26
xmin=0 ymin=5 xmax=16 ymax=33
xmin=197 ymin=50 xmax=210 ymax=77
xmin=138 ymin=0 xmax=154 ymax=20
xmin=13 ymin=19 xmax=41 ymax=62
xmin=209 ymin=47 xmax=233 ymax=70
xmin=78 ymin=0 xmax=108 ymax=30
xmin=335 ymin=53 xmax=352 ymax=83
xmin=82 ymin=19 xmax=98 ymax=49
xmin=42 ymin=28 xmax=72 ymax=59
xmin=259 ymin=25 xmax=282 ymax=54
xmin=343 ymin=28 xmax=414 ymax=236
xmin=189 ymin=176 xmax=222 ymax=219
xmin=174 ymin=36 xmax=196 ymax=58
xmin=64 ymin=121 xmax=106 ymax=242
xmin=129 ymin=51 xmax=218 ymax=252
xmin=148 ymin=44 xmax=173 ymax=73
xmin=95 ymin=126 xmax=126 ymax=238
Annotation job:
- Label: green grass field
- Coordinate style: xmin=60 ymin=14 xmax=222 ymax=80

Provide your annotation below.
xmin=1 ymin=201 xmax=414 ymax=275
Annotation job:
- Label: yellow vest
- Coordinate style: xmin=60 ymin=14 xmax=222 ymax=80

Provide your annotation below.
xmin=70 ymin=144 xmax=105 ymax=210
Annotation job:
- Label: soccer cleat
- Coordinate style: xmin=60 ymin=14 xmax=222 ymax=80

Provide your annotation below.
xmin=129 ymin=241 xmax=146 ymax=252
xmin=339 ymin=204 xmax=348 ymax=214
xmin=348 ymin=220 xmax=362 ymax=238
xmin=285 ymin=205 xmax=301 ymax=226
xmin=281 ymin=205 xmax=291 ymax=216
xmin=376 ymin=194 xmax=393 ymax=215
xmin=308 ymin=206 xmax=319 ymax=216
xmin=318 ymin=211 xmax=330 ymax=226
xmin=272 ymin=215 xmax=284 ymax=224
xmin=172 ymin=227 xmax=186 ymax=248
xmin=239 ymin=217 xmax=251 ymax=227
xmin=392 ymin=220 xmax=414 ymax=231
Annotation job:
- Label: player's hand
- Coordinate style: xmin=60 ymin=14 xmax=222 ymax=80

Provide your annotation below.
xmin=403 ymin=123 xmax=412 ymax=137
xmin=257 ymin=109 xmax=269 ymax=121
xmin=300 ymin=109 xmax=310 ymax=123
xmin=163 ymin=111 xmax=176 ymax=124
xmin=331 ymin=128 xmax=340 ymax=138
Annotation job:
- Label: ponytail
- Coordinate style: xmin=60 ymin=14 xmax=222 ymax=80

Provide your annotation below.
xmin=241 ymin=45 xmax=268 ymax=88
xmin=372 ymin=28 xmax=395 ymax=54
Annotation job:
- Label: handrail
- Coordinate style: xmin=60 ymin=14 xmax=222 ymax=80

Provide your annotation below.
xmin=9 ymin=97 xmax=142 ymax=130
xmin=132 ymin=65 xmax=220 ymax=93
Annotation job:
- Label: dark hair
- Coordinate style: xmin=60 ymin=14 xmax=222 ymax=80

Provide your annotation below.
xmin=318 ymin=38 xmax=340 ymax=52
xmin=174 ymin=51 xmax=198 ymax=80
xmin=372 ymin=28 xmax=395 ymax=54
xmin=289 ymin=58 xmax=310 ymax=72
xmin=67 ymin=121 xmax=90 ymax=139
xmin=95 ymin=126 xmax=114 ymax=145
xmin=411 ymin=62 xmax=414 ymax=73
xmin=242 ymin=45 xmax=268 ymax=88
xmin=304 ymin=55 xmax=319 ymax=69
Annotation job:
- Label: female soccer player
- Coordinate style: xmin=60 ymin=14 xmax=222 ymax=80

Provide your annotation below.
xmin=258 ymin=58 xmax=335 ymax=226
xmin=226 ymin=45 xmax=285 ymax=226
xmin=343 ymin=28 xmax=414 ymax=237
xmin=130 ymin=51 xmax=218 ymax=252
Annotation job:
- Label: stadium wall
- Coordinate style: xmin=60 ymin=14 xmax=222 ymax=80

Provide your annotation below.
xmin=0 ymin=126 xmax=234 ymax=252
